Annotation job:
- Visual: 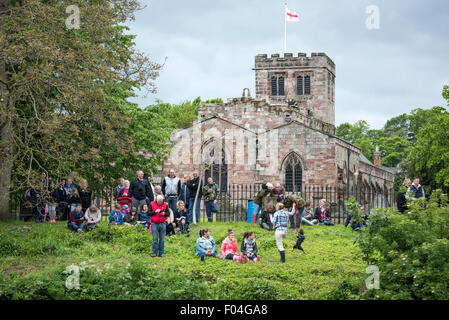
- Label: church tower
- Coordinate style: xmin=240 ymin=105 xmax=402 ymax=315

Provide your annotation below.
xmin=254 ymin=53 xmax=336 ymax=125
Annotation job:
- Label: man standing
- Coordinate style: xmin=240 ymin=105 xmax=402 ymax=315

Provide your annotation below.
xmin=203 ymin=177 xmax=218 ymax=222
xmin=409 ymin=178 xmax=425 ymax=199
xmin=63 ymin=178 xmax=75 ymax=220
xmin=147 ymin=174 xmax=156 ymax=203
xmin=114 ymin=177 xmax=125 ymax=201
xmin=162 ymin=169 xmax=181 ymax=214
xmin=187 ymin=171 xmax=202 ymax=224
xmin=129 ymin=170 xmax=151 ymax=210
xmin=149 ymin=195 xmax=170 ymax=257
xmin=56 ymin=178 xmax=68 ymax=220
xmin=179 ymin=176 xmax=190 ymax=210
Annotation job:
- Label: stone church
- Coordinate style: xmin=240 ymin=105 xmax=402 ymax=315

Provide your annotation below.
xmin=161 ymin=52 xmax=395 ymax=198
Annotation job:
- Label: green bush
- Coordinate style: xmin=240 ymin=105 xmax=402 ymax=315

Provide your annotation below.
xmin=350 ymin=190 xmax=449 ymax=299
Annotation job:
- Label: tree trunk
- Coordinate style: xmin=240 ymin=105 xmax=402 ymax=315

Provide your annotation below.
xmin=0 ymin=2 xmax=13 ymax=220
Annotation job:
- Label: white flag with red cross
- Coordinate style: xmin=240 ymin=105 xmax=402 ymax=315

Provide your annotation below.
xmin=285 ymin=7 xmax=299 ymax=22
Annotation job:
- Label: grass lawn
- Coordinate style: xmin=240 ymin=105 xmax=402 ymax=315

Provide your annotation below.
xmin=0 ymin=219 xmax=366 ymax=299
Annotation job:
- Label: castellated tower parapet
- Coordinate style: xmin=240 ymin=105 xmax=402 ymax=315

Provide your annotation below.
xmin=254 ymin=52 xmax=336 ymax=125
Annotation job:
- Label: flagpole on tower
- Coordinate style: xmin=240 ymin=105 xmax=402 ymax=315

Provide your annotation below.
xmin=284 ymin=3 xmax=287 ymax=53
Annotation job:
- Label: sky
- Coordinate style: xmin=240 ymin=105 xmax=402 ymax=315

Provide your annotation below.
xmin=126 ymin=0 xmax=449 ymax=129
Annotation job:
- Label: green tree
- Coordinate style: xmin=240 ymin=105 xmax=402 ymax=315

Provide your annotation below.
xmin=0 ymin=0 xmax=161 ymax=219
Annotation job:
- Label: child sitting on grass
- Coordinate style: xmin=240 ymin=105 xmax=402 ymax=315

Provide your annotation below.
xmin=196 ymin=228 xmax=222 ymax=262
xmin=68 ymin=203 xmax=84 ymax=233
xmin=177 ymin=216 xmax=190 ymax=236
xmin=84 ymin=205 xmax=101 ymax=231
xmin=220 ymin=229 xmax=242 ymax=263
xmin=241 ymin=231 xmax=260 ymax=262
xmin=108 ymin=204 xmax=124 ymax=226
xmin=292 ymin=228 xmax=306 ymax=254
xmin=124 ymin=207 xmax=138 ymax=226
xmin=137 ymin=203 xmax=151 ymax=229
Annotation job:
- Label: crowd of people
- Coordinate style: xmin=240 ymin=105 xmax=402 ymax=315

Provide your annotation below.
xmin=23 ymin=169 xmax=427 ymax=263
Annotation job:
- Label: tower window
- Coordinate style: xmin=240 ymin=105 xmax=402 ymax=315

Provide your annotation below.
xmin=271 ymin=75 xmax=285 ymax=96
xmin=297 ymin=75 xmax=311 ymax=95
xmin=304 ymin=76 xmax=311 ymax=95
xmin=297 ymin=76 xmax=303 ymax=95
xmin=278 ymin=77 xmax=284 ymax=96
xmin=271 ymin=76 xmax=277 ymax=96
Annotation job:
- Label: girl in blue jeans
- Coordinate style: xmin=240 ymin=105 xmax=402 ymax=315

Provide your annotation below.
xmin=195 ymin=228 xmax=223 ymax=262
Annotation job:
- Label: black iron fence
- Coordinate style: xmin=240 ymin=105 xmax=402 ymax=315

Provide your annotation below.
xmin=10 ymin=183 xmax=396 ymax=224
xmin=210 ymin=184 xmax=396 ymax=225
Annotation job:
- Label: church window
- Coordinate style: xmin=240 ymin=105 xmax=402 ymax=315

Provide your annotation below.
xmin=284 ymin=154 xmax=303 ymax=193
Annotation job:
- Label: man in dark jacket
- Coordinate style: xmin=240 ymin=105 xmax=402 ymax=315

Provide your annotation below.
xmin=179 ymin=176 xmax=190 ymax=210
xmin=409 ymin=178 xmax=425 ymax=199
xmin=130 ymin=170 xmax=152 ymax=210
xmin=56 ymin=178 xmax=68 ymax=220
xmin=187 ymin=171 xmax=202 ymax=224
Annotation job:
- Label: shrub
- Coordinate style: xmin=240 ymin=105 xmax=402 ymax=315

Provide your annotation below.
xmin=351 ymin=189 xmax=449 ymax=299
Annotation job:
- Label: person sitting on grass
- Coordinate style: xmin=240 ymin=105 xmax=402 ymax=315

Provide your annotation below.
xmin=292 ymin=229 xmax=306 ymax=254
xmin=314 ymin=199 xmax=333 ymax=226
xmin=84 ymin=205 xmax=101 ymax=231
xmin=124 ymin=207 xmax=138 ymax=227
xmin=196 ymin=228 xmax=222 ymax=262
xmin=299 ymin=201 xmax=317 ymax=226
xmin=241 ymin=231 xmax=260 ymax=262
xmin=138 ymin=203 xmax=151 ymax=229
xmin=260 ymin=202 xmax=276 ymax=230
xmin=175 ymin=200 xmax=187 ymax=227
xmin=345 ymin=206 xmax=369 ymax=231
xmin=108 ymin=203 xmax=124 ymax=226
xmin=177 ymin=216 xmax=190 ymax=237
xmin=68 ymin=203 xmax=84 ymax=233
xmin=220 ymin=229 xmax=242 ymax=263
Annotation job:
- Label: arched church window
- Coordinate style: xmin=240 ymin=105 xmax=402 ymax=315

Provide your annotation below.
xmin=284 ymin=154 xmax=302 ymax=193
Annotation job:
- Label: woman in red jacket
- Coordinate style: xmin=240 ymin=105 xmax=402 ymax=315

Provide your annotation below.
xmin=149 ymin=195 xmax=170 ymax=258
xmin=220 ymin=229 xmax=242 ymax=263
